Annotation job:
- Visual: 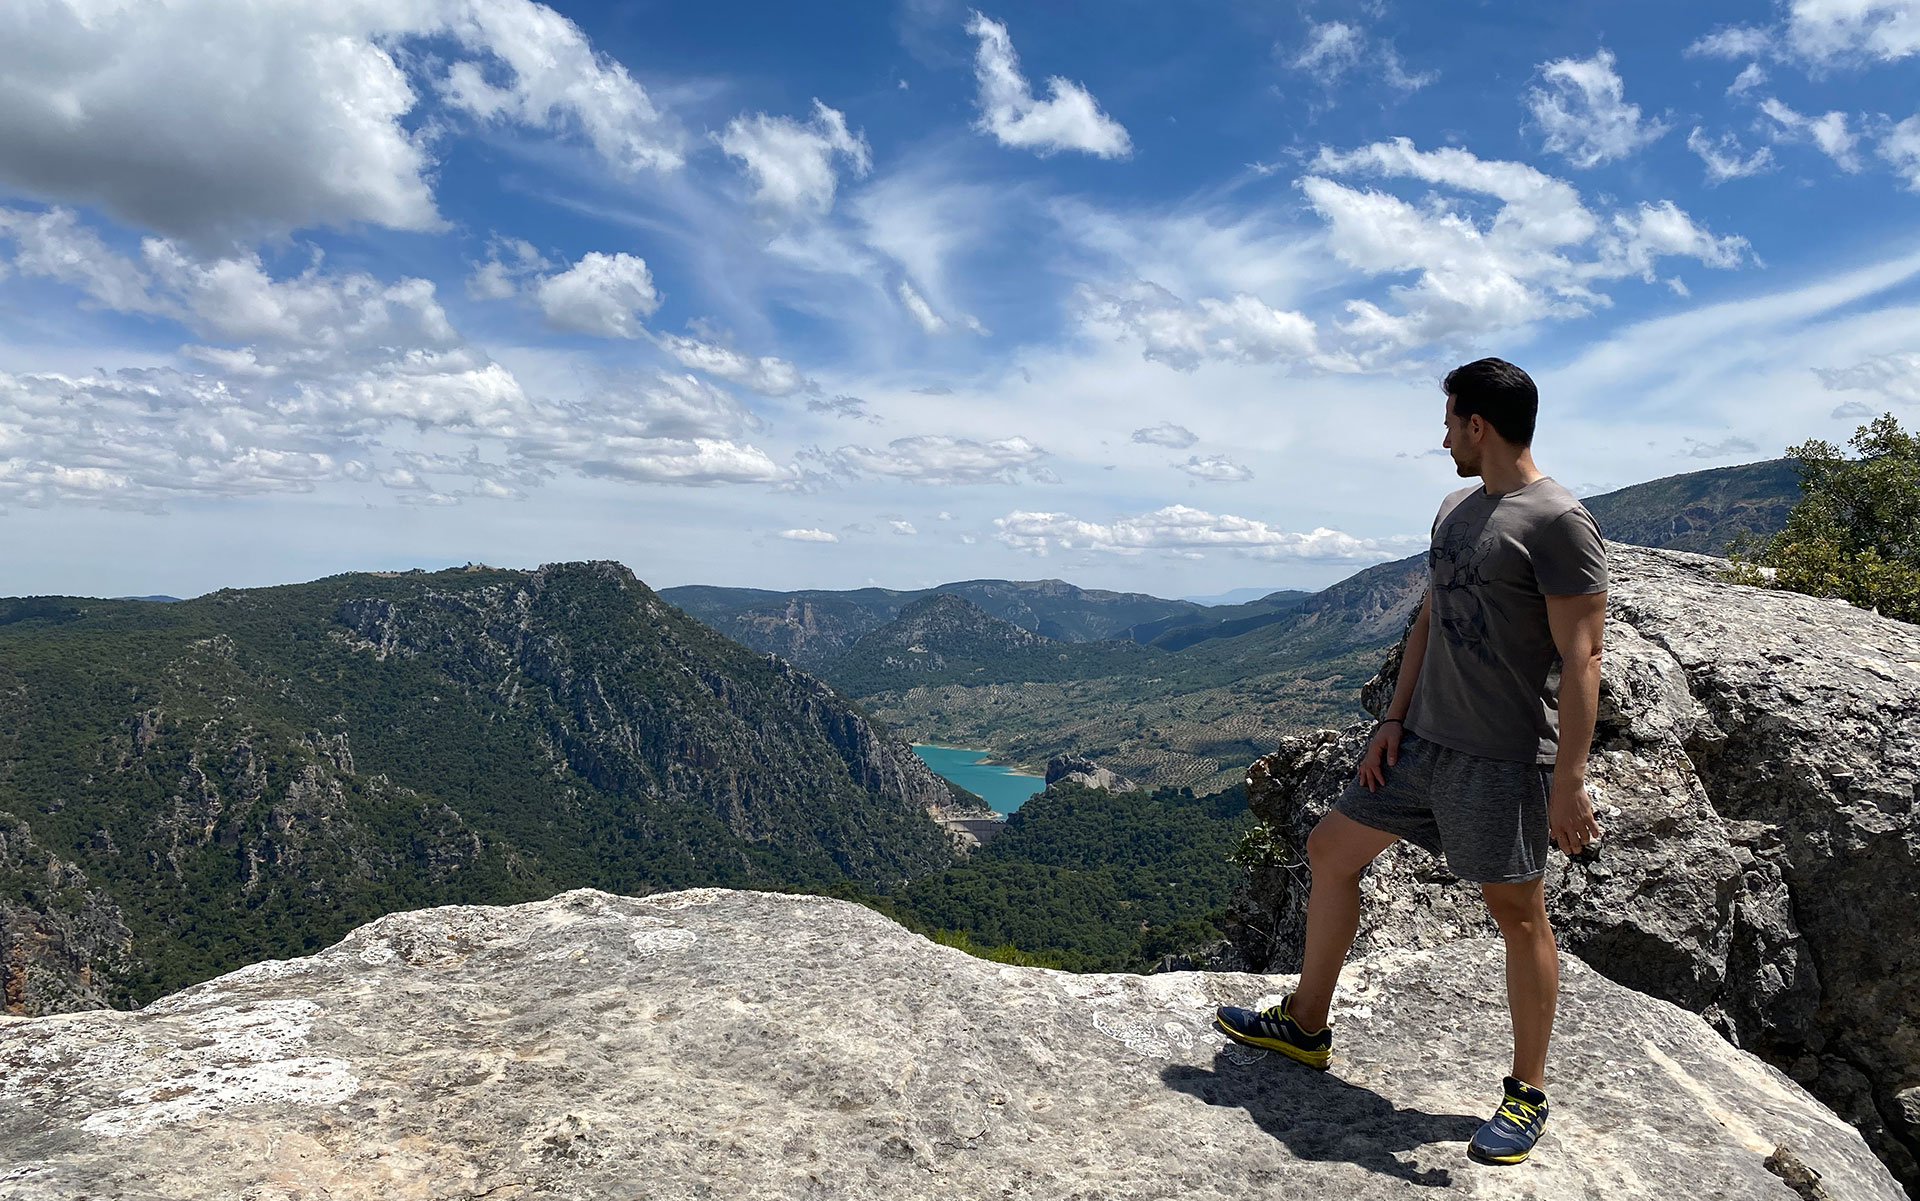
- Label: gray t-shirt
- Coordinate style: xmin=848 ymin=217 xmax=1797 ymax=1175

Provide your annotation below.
xmin=1404 ymin=477 xmax=1608 ymax=765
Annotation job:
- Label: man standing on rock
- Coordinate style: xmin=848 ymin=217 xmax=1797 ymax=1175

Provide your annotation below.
xmin=1214 ymin=357 xmax=1608 ymax=1167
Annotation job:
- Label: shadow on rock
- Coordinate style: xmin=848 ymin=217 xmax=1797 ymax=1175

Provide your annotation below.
xmin=1161 ymin=1050 xmax=1483 ymax=1188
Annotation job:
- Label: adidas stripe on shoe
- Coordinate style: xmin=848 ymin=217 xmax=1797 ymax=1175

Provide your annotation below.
xmin=1212 ymin=994 xmax=1332 ymax=1069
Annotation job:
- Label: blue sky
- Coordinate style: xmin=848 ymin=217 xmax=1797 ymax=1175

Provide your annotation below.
xmin=2 ymin=0 xmax=1918 ymax=600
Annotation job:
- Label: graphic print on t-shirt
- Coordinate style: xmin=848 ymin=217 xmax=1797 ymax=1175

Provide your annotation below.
xmin=1430 ymin=508 xmax=1497 ymax=666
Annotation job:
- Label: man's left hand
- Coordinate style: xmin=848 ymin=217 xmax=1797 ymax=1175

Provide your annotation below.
xmin=1548 ymin=781 xmax=1604 ymax=856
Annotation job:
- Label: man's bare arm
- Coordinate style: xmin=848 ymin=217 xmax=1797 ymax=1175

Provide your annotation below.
xmin=1384 ymin=591 xmax=1431 ymax=724
xmin=1545 ymin=590 xmax=1607 ymax=853
xmin=1357 ymin=591 xmax=1430 ymax=791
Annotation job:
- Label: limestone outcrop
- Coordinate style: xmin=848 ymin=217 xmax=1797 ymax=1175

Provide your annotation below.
xmin=1044 ymin=753 xmax=1139 ymax=793
xmin=0 ymin=888 xmax=1902 ymax=1200
xmin=0 ymin=816 xmax=133 ymax=1016
xmin=1226 ymin=544 xmax=1920 ymax=1190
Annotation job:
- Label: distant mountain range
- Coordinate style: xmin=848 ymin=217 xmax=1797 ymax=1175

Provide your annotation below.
xmin=666 ymin=457 xmax=1801 ymax=792
xmin=659 ymin=579 xmax=1205 ymax=672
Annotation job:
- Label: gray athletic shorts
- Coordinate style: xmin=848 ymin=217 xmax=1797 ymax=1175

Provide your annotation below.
xmin=1334 ymin=730 xmax=1553 ymax=883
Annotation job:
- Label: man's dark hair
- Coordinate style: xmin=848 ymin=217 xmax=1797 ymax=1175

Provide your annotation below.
xmin=1443 ymin=357 xmax=1537 ymax=447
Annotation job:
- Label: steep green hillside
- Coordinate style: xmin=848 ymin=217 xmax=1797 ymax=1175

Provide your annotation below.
xmin=1582 ymin=458 xmax=1799 ymax=554
xmin=0 ymin=563 xmax=966 ymax=1010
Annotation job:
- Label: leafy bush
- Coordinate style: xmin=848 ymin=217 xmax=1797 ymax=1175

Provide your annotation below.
xmin=1733 ymin=413 xmax=1920 ymax=623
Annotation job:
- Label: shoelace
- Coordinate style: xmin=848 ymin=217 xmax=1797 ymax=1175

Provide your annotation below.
xmin=1496 ymin=1096 xmax=1543 ymax=1128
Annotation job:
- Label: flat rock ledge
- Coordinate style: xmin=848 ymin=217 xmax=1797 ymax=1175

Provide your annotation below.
xmin=0 ymin=889 xmax=1902 ymax=1201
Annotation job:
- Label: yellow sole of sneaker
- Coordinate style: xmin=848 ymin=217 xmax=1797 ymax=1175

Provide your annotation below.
xmin=1468 ymin=1147 xmax=1531 ymax=1165
xmin=1212 ymin=1016 xmax=1332 ymax=1069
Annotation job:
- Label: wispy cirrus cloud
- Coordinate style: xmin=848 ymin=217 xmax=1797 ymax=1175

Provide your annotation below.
xmin=1285 ymin=19 xmax=1434 ymax=94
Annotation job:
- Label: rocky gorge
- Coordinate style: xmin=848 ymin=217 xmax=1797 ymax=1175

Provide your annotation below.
xmin=1227 ymin=544 xmax=1920 ymax=1193
xmin=0 ymin=887 xmax=1903 ymax=1199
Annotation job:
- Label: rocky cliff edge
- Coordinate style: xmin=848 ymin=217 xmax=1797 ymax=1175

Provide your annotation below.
xmin=0 ymin=888 xmax=1902 ymax=1200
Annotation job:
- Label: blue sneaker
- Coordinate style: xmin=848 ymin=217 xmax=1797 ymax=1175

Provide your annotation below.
xmin=1212 ymin=994 xmax=1332 ymax=1070
xmin=1469 ymin=1076 xmax=1550 ymax=1164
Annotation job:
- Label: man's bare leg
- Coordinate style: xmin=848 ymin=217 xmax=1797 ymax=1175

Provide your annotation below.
xmin=1481 ymin=876 xmax=1556 ymax=1088
xmin=1288 ymin=810 xmax=1401 ymax=1032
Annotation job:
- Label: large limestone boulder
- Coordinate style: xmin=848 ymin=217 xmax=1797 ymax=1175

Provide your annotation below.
xmin=1226 ymin=544 xmax=1920 ymax=1190
xmin=1044 ymin=752 xmax=1139 ymax=793
xmin=0 ymin=889 xmax=1902 ymax=1200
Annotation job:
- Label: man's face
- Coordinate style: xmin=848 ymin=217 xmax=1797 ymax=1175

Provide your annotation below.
xmin=1442 ymin=396 xmax=1480 ymax=478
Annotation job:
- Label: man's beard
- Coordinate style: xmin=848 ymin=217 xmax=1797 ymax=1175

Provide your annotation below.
xmin=1453 ymin=452 xmax=1479 ymax=477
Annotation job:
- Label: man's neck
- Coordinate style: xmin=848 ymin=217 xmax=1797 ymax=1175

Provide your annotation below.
xmin=1478 ymin=450 xmax=1545 ymax=495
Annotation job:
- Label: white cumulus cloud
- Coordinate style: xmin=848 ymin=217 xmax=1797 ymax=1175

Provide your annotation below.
xmin=1526 ymin=49 xmax=1669 ymax=168
xmin=1690 ymin=2 xmax=1920 ymax=67
xmin=1131 ymin=423 xmax=1198 ymax=449
xmin=1300 ymin=138 xmax=1748 ymax=348
xmin=994 ymin=505 xmax=1413 ymax=559
xmin=1882 ymin=114 xmax=1920 ymax=188
xmin=0 ymin=0 xmax=679 ymax=246
xmin=889 ymin=520 xmax=918 ymax=535
xmin=966 ymin=13 xmax=1131 ymax=158
xmin=534 ymin=252 xmax=660 ymax=338
xmin=832 ymin=435 xmax=1048 ymax=485
xmin=1079 ymin=281 xmax=1335 ymax=372
xmin=466 ymin=237 xmax=549 ymax=300
xmin=780 ymin=528 xmax=838 ymax=542
xmin=719 ymin=100 xmax=871 ymax=215
xmin=0 ymin=209 xmax=791 ymax=506
xmin=1176 ymin=455 xmax=1254 ymax=482
xmin=654 ymin=333 xmax=808 ymax=396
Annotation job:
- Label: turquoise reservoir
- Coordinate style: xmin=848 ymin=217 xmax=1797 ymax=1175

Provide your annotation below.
xmin=912 ymin=745 xmax=1046 ymax=815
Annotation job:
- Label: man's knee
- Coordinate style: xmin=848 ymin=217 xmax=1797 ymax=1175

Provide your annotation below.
xmin=1481 ymin=879 xmax=1550 ymax=935
xmin=1306 ymin=811 xmax=1389 ymax=881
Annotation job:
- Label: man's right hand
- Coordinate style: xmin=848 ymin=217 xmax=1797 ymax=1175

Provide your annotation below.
xmin=1356 ymin=722 xmax=1404 ymax=792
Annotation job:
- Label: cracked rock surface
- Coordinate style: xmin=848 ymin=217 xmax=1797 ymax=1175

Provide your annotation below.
xmin=0 ymin=888 xmax=1902 ymax=1200
xmin=1228 ymin=544 xmax=1920 ymax=1192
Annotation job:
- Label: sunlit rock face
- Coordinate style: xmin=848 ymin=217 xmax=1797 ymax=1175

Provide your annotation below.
xmin=1228 ymin=544 xmax=1920 ymax=1190
xmin=0 ymin=888 xmax=1903 ymax=1200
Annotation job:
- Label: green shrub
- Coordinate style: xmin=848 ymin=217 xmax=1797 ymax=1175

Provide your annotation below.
xmin=1732 ymin=413 xmax=1920 ymax=624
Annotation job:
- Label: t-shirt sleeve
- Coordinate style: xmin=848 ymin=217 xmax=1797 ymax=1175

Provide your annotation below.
xmin=1531 ymin=505 xmax=1609 ymax=595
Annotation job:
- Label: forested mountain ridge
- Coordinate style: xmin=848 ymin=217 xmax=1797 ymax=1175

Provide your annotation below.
xmin=660 ymin=578 xmax=1201 ymax=670
xmin=1580 ymin=457 xmax=1798 ymax=555
xmin=823 ymin=594 xmax=1161 ymax=697
xmin=0 ymin=562 xmax=979 ymax=1012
